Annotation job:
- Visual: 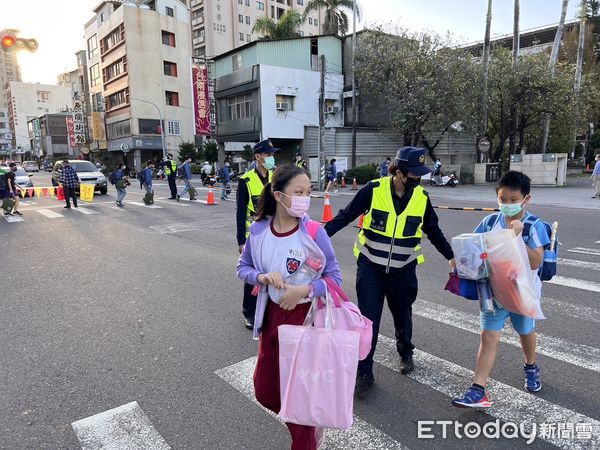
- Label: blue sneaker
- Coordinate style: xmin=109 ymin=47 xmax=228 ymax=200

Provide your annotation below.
xmin=524 ymin=363 xmax=542 ymax=392
xmin=452 ymin=385 xmax=492 ymax=409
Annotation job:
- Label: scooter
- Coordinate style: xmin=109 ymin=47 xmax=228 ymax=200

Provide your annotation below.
xmin=430 ymin=172 xmax=459 ymax=187
xmin=203 ymin=173 xmax=217 ymax=187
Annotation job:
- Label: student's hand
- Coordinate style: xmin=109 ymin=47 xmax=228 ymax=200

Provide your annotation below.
xmin=448 ymin=258 xmax=457 ymax=271
xmin=258 ymin=272 xmax=284 ymax=289
xmin=509 ymin=219 xmax=524 ymax=236
xmin=279 ymin=284 xmax=310 ymax=311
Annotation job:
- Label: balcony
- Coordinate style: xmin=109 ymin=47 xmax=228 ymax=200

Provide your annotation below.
xmin=193 ymin=35 xmax=205 ymax=46
xmin=192 ymin=15 xmax=204 ymax=28
xmin=191 ymin=0 xmax=203 ymax=8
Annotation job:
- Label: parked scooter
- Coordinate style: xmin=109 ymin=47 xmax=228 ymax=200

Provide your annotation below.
xmin=430 ymin=172 xmax=459 ymax=188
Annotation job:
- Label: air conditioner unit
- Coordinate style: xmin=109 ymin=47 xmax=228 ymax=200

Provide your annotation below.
xmin=276 ymin=102 xmax=289 ymax=111
xmin=326 ymin=106 xmax=339 ymax=114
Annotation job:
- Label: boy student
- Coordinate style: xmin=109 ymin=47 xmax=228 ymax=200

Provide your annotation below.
xmin=452 ymin=171 xmax=550 ymax=409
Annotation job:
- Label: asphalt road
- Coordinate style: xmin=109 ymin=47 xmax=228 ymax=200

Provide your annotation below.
xmin=1 ymin=172 xmax=599 ymax=449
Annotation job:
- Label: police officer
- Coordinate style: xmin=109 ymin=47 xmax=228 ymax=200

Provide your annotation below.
xmin=157 ymin=153 xmax=178 ymax=199
xmin=236 ymin=139 xmax=278 ymax=329
xmin=325 ymin=147 xmax=456 ymax=399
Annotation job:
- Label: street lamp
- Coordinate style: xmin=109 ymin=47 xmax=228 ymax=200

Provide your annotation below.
xmin=129 ymin=98 xmax=167 ymax=160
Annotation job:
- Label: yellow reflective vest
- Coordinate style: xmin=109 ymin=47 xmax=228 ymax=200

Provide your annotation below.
xmin=354 ymin=177 xmax=428 ymax=272
xmin=240 ymin=168 xmax=272 ymax=238
xmin=165 ymin=160 xmax=177 ymax=176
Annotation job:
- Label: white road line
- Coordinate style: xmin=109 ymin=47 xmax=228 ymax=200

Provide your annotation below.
xmin=374 ymin=335 xmax=600 ymax=450
xmin=568 ymin=247 xmax=600 ymax=256
xmin=36 ymin=209 xmax=63 ymax=219
xmin=595 ymin=240 xmax=600 ymax=244
xmin=72 ymin=207 xmax=99 ymax=215
xmin=71 ymin=401 xmax=170 ymax=450
xmin=543 ymin=297 xmax=600 ymax=325
xmin=109 ymin=206 xmax=126 ymax=211
xmin=129 ymin=201 xmax=163 ymax=209
xmin=558 ymin=258 xmax=600 ymax=271
xmin=3 ymin=214 xmax=24 ymax=223
xmin=414 ymin=300 xmax=600 ymax=373
xmin=545 ymin=276 xmax=600 ymax=294
xmin=215 ymin=357 xmax=409 ymax=450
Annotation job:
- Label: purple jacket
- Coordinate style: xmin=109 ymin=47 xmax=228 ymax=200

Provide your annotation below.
xmin=237 ymin=215 xmax=343 ymax=339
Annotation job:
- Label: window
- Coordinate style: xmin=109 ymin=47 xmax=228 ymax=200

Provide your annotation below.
xmin=107 ymin=119 xmax=131 ymax=138
xmin=276 ymin=94 xmax=294 ymax=111
xmin=165 ymin=91 xmax=179 ymax=106
xmin=87 ymin=34 xmax=98 ymax=58
xmin=101 ymin=24 xmax=125 ymax=54
xmin=238 ymin=0 xmax=242 ymax=3
xmin=245 ymin=0 xmax=250 ymax=5
xmin=246 ymin=34 xmax=251 ymax=42
xmin=167 ymin=120 xmax=181 ymax=135
xmin=92 ymin=93 xmax=104 ymax=111
xmin=193 ymin=28 xmax=205 ymax=38
xmin=90 ymin=64 xmax=101 ymax=87
xmin=103 ymin=57 xmax=127 ymax=83
xmin=297 ymin=0 xmax=303 ymax=4
xmin=314 ymin=19 xmax=319 ymax=27
xmin=308 ymin=17 xmax=313 ymax=25
xmin=106 ymin=89 xmax=129 ymax=110
xmin=100 ymin=12 xmax=105 ymax=22
xmin=161 ymin=30 xmax=176 ymax=47
xmin=246 ymin=16 xmax=251 ymax=24
xmin=239 ymin=32 xmax=244 ymax=41
xmin=163 ymin=61 xmax=177 ymax=77
xmin=232 ymin=53 xmax=242 ymax=71
xmin=37 ymin=91 xmax=50 ymax=102
xmin=138 ymin=119 xmax=162 ymax=135
xmin=165 ymin=6 xmax=174 ymax=17
xmin=257 ymin=1 xmax=264 ymax=10
xmin=239 ymin=14 xmax=244 ymax=23
xmin=226 ymin=94 xmax=252 ymax=121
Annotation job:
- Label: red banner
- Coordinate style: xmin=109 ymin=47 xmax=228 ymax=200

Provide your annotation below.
xmin=193 ymin=65 xmax=211 ymax=135
xmin=65 ymin=115 xmax=77 ymax=148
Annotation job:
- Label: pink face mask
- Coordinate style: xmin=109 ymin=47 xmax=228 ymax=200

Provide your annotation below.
xmin=278 ymin=192 xmax=311 ymax=218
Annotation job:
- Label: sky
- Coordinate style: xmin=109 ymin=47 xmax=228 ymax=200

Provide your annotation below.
xmin=1 ymin=0 xmax=581 ymax=85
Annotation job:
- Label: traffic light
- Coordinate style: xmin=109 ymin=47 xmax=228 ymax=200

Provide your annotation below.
xmin=0 ymin=32 xmax=37 ymax=53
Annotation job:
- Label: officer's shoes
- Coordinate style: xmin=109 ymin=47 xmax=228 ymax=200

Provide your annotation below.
xmin=354 ymin=373 xmax=374 ymax=400
xmin=243 ymin=317 xmax=254 ymax=330
xmin=400 ymin=355 xmax=414 ymax=374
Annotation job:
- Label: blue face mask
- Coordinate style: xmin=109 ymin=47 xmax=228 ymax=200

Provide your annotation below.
xmin=262 ymin=156 xmax=276 ymax=170
xmin=498 ymin=201 xmax=524 ymax=217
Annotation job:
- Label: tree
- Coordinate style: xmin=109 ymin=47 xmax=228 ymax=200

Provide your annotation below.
xmin=253 ymin=10 xmax=304 ymax=40
xmin=303 ymin=0 xmax=358 ymax=36
xmin=587 ymin=0 xmax=600 ymax=17
xmin=203 ymin=140 xmax=219 ymax=163
xmin=178 ymin=141 xmax=199 ymax=163
xmin=481 ymin=0 xmax=493 ymax=148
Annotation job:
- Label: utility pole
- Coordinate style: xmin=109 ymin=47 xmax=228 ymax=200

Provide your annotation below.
xmin=351 ymin=0 xmax=357 ymax=169
xmin=318 ymin=54 xmax=326 ymax=191
xmin=509 ymin=0 xmax=520 ymax=156
xmin=573 ymin=1 xmax=587 ymax=155
xmin=480 ymin=0 xmax=493 ymax=162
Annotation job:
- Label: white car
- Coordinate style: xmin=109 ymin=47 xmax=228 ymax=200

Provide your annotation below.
xmin=14 ymin=167 xmax=34 ymax=191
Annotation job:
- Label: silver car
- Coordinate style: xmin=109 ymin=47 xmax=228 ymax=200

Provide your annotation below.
xmin=51 ymin=160 xmax=108 ymax=195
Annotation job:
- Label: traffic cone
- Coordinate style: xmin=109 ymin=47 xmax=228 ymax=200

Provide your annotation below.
xmin=321 ymin=194 xmax=333 ymax=223
xmin=203 ymin=187 xmax=218 ymax=205
xmin=357 ymin=213 xmax=364 ymax=229
xmin=352 ymin=177 xmax=358 ymax=190
xmin=341 ymin=176 xmax=346 ymax=188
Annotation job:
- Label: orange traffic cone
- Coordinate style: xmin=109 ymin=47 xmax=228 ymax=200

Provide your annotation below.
xmin=203 ymin=187 xmax=218 ymax=205
xmin=341 ymin=177 xmax=346 ymax=188
xmin=321 ymin=194 xmax=333 ymax=223
xmin=357 ymin=213 xmax=364 ymax=229
xmin=352 ymin=177 xmax=358 ymax=190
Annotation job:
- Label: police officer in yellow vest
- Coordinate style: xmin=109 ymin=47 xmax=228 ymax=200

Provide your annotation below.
xmin=157 ymin=153 xmax=179 ymax=199
xmin=236 ymin=139 xmax=277 ymax=329
xmin=325 ymin=147 xmax=456 ymax=399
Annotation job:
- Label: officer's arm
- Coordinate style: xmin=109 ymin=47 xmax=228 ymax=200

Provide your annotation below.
xmin=236 ymin=179 xmax=250 ymax=246
xmin=421 ymin=198 xmax=454 ymax=260
xmin=324 ymin=182 xmax=373 ymax=237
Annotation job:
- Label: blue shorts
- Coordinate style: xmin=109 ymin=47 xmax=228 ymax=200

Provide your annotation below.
xmin=480 ymin=301 xmax=536 ymax=335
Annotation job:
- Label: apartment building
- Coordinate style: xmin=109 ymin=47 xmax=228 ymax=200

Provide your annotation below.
xmin=188 ymin=0 xmax=325 ymax=59
xmin=0 ymin=30 xmax=22 ymax=110
xmin=0 ymin=108 xmax=11 ymax=157
xmin=84 ymin=0 xmax=194 ymax=168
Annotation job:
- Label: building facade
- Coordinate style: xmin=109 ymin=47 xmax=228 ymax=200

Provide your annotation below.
xmin=0 ymin=108 xmax=11 ymax=158
xmin=27 ymin=113 xmax=74 ymax=159
xmin=0 ymin=29 xmax=22 ymax=110
xmin=84 ymin=0 xmax=194 ymax=169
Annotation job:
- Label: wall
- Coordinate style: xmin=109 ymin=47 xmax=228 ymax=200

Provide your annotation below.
xmin=509 ymin=153 xmax=568 ymax=186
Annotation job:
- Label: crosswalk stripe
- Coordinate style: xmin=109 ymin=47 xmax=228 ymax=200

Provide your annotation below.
xmin=215 ymin=357 xmax=409 ymax=450
xmin=567 ymin=247 xmax=600 ymax=256
xmin=545 ymin=276 xmax=600 ymax=293
xmin=558 ymin=258 xmax=600 ymax=271
xmin=36 ymin=209 xmax=63 ymax=219
xmin=374 ymin=335 xmax=600 ymax=449
xmin=3 ymin=214 xmax=24 ymax=223
xmin=72 ymin=207 xmax=98 ymax=215
xmin=543 ymin=297 xmax=600 ymax=325
xmin=71 ymin=401 xmax=170 ymax=450
xmin=414 ymin=300 xmax=600 ymax=373
xmin=595 ymin=240 xmax=600 ymax=244
xmin=129 ymin=201 xmax=163 ymax=209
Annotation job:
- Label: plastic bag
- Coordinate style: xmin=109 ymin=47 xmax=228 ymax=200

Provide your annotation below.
xmin=486 ymin=233 xmax=545 ymax=319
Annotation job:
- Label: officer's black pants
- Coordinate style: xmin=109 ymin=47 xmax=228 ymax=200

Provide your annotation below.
xmin=356 ymin=262 xmax=418 ymax=376
xmin=242 ymin=282 xmax=257 ymax=320
xmin=167 ymin=175 xmax=177 ymax=198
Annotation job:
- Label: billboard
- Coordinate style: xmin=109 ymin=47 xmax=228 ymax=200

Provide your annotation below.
xmin=192 ymin=64 xmax=211 ymax=136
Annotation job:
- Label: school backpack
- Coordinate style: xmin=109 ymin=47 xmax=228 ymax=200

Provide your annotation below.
xmin=482 ymin=213 xmax=558 ymax=281
xmin=108 ymin=172 xmax=116 ymax=185
xmin=177 ymin=164 xmax=186 ymax=178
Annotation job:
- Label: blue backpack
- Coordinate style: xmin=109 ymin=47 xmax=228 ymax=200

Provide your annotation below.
xmin=482 ymin=213 xmax=558 ymax=281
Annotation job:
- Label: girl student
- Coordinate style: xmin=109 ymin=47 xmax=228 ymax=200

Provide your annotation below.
xmin=237 ymin=164 xmax=342 ymax=450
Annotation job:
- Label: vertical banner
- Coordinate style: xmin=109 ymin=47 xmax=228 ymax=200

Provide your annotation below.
xmin=66 ymin=116 xmax=77 ymax=148
xmin=192 ymin=64 xmax=211 ymax=135
xmin=91 ymin=112 xmax=106 ymax=141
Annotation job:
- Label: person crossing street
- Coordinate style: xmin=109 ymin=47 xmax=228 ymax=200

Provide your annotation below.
xmin=177 ymin=156 xmax=197 ymax=201
xmin=60 ymin=160 xmax=79 ymax=209
xmin=157 ymin=153 xmax=178 ymax=199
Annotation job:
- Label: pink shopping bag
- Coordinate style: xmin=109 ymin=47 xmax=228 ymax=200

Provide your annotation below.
xmin=278 ymin=297 xmax=360 ymax=429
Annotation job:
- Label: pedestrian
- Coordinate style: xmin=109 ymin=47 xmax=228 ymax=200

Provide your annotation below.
xmin=1 ymin=162 xmax=22 ymax=216
xmin=452 ymin=171 xmax=550 ymax=409
xmin=591 ymin=154 xmax=600 ymax=199
xmin=113 ymin=163 xmax=129 ymax=207
xmin=295 ymin=153 xmax=307 ymax=170
xmin=60 ymin=160 xmax=79 ymax=209
xmin=236 ymin=139 xmax=278 ymax=329
xmin=237 ymin=164 xmax=342 ymax=450
xmin=177 ymin=156 xmax=197 ymax=201
xmin=201 ymin=160 xmax=212 ymax=183
xmin=380 ymin=157 xmax=391 ymax=177
xmin=143 ymin=161 xmax=154 ymax=205
xmin=220 ymin=162 xmax=231 ymax=200
xmin=324 ymin=158 xmax=338 ymax=194
xmin=157 ymin=153 xmax=178 ymax=199
xmin=324 ymin=147 xmax=456 ymax=399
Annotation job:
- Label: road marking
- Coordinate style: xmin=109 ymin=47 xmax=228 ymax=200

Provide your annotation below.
xmin=595 ymin=240 xmax=600 ymax=244
xmin=215 ymin=357 xmax=409 ymax=450
xmin=543 ymin=297 xmax=600 ymax=325
xmin=414 ymin=300 xmax=600 ymax=373
xmin=3 ymin=214 xmax=24 ymax=223
xmin=110 ymin=206 xmax=127 ymax=211
xmin=72 ymin=207 xmax=99 ymax=215
xmin=71 ymin=401 xmax=170 ymax=450
xmin=155 ymin=199 xmax=189 ymax=207
xmin=558 ymin=258 xmax=600 ymax=271
xmin=36 ymin=209 xmax=63 ymax=219
xmin=129 ymin=202 xmax=163 ymax=209
xmin=150 ymin=218 xmax=231 ymax=234
xmin=545 ymin=276 xmax=600 ymax=294
xmin=568 ymin=247 xmax=600 ymax=256
xmin=374 ymin=335 xmax=600 ymax=450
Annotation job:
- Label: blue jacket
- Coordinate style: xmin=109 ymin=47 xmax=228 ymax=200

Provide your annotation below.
xmin=143 ymin=168 xmax=153 ymax=186
xmin=222 ymin=166 xmax=231 ymax=183
xmin=183 ymin=162 xmax=192 ymax=180
xmin=114 ymin=169 xmax=124 ymax=180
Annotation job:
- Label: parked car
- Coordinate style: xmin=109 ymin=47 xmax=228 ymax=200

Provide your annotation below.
xmin=51 ymin=160 xmax=108 ymax=195
xmin=14 ymin=167 xmax=34 ymax=193
xmin=22 ymin=161 xmax=39 ymax=172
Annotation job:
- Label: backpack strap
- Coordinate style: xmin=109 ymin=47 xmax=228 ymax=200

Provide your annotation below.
xmin=306 ymin=220 xmax=320 ymax=241
xmin=522 ymin=213 xmax=539 ymax=246
xmin=483 ymin=213 xmax=500 ymax=232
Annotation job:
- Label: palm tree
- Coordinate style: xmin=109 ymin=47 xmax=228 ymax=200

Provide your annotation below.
xmin=303 ymin=0 xmax=359 ymax=36
xmin=253 ymin=10 xmax=305 ymax=40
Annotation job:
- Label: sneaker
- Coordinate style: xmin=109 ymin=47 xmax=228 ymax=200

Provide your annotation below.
xmin=452 ymin=385 xmax=492 ymax=409
xmin=243 ymin=317 xmax=254 ymax=330
xmin=400 ymin=355 xmax=414 ymax=374
xmin=354 ymin=373 xmax=374 ymax=400
xmin=3 ymin=210 xmax=12 ymax=216
xmin=64 ymin=206 xmax=71 ymax=209
xmin=13 ymin=211 xmax=23 ymax=216
xmin=176 ymin=195 xmax=180 ymax=202
xmin=524 ymin=363 xmax=542 ymax=392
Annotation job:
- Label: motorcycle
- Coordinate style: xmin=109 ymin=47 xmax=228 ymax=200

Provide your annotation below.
xmin=202 ymin=173 xmax=217 ymax=187
xmin=430 ymin=172 xmax=459 ymax=188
